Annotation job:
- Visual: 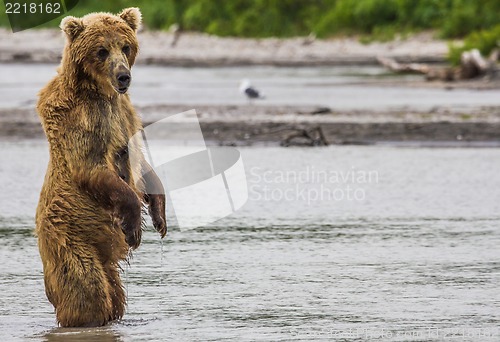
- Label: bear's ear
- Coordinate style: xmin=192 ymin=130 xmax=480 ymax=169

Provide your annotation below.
xmin=60 ymin=16 xmax=84 ymax=42
xmin=119 ymin=7 xmax=142 ymax=31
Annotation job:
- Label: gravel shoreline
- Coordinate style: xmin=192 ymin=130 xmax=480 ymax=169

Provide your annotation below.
xmin=3 ymin=105 xmax=499 ymax=146
xmin=0 ymin=29 xmax=449 ymax=66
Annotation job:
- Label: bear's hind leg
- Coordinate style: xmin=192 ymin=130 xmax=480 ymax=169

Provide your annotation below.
xmin=48 ymin=247 xmax=115 ymax=327
xmin=105 ymin=263 xmax=126 ymax=321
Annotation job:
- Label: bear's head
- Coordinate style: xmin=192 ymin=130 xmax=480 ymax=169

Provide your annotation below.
xmin=60 ymin=8 xmax=141 ymax=96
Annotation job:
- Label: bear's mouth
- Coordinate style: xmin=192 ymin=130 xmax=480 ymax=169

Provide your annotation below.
xmin=117 ymin=87 xmax=128 ymax=94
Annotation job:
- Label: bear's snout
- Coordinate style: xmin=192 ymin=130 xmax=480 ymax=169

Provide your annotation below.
xmin=117 ymin=72 xmax=131 ymax=93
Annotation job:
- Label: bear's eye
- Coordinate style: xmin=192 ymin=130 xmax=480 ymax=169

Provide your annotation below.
xmin=122 ymin=45 xmax=131 ymax=56
xmin=97 ymin=48 xmax=109 ymax=60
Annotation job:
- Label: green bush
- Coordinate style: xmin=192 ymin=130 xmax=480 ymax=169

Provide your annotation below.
xmin=441 ymin=0 xmax=500 ymax=38
xmin=395 ymin=0 xmax=443 ymax=28
xmin=0 ymin=0 xmax=499 ymax=40
xmin=448 ymin=24 xmax=500 ymax=65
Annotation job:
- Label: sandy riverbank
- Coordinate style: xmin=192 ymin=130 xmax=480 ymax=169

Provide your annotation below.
xmin=2 ymin=104 xmax=500 ymax=146
xmin=0 ymin=29 xmax=449 ymax=66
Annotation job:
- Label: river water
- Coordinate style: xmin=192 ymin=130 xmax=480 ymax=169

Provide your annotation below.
xmin=0 ymin=140 xmax=499 ymax=341
xmin=1 ymin=63 xmax=500 ymax=111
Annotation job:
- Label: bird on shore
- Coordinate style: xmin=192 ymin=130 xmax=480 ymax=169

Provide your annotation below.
xmin=239 ymin=79 xmax=265 ymax=103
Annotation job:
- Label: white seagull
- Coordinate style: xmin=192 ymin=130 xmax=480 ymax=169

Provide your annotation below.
xmin=239 ymin=79 xmax=265 ymax=103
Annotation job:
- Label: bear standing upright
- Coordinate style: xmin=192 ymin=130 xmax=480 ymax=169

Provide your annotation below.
xmin=36 ymin=8 xmax=167 ymax=327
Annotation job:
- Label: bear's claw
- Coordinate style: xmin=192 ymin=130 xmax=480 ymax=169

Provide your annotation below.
xmin=153 ymin=216 xmax=167 ymax=238
xmin=117 ymin=195 xmax=143 ymax=249
xmin=124 ymin=227 xmax=141 ymax=249
xmin=148 ymin=194 xmax=167 ymax=238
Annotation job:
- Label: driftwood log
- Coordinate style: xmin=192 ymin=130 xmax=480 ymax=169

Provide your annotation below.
xmin=378 ymin=49 xmax=499 ymax=81
xmin=281 ymin=126 xmax=329 ymax=147
xmin=244 ymin=124 xmax=329 ymax=147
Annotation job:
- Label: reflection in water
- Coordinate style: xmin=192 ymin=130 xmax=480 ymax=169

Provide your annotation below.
xmin=42 ymin=326 xmax=123 ymax=342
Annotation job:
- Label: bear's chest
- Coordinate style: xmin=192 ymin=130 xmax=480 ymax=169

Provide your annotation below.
xmin=91 ymin=99 xmax=131 ymax=145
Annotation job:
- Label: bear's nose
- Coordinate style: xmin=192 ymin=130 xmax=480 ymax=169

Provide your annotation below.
xmin=117 ymin=72 xmax=131 ymax=88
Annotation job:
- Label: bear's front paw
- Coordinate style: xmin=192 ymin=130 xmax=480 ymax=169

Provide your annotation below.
xmin=118 ymin=196 xmax=142 ymax=249
xmin=147 ymin=194 xmax=167 ymax=238
xmin=152 ymin=213 xmax=166 ymax=239
xmin=123 ymin=221 xmax=141 ymax=250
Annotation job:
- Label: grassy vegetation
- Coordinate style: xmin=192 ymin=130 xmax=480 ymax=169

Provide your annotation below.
xmin=448 ymin=24 xmax=500 ymax=65
xmin=1 ymin=0 xmax=499 ymax=60
xmin=0 ymin=0 xmax=499 ymax=38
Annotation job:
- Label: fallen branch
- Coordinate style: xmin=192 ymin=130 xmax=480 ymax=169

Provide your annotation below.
xmin=377 ymin=56 xmax=431 ymax=74
xmin=378 ymin=49 xmax=499 ymax=81
xmin=281 ymin=126 xmax=329 ymax=147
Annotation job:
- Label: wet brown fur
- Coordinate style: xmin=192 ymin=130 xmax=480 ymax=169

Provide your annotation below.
xmin=35 ymin=8 xmax=166 ymax=327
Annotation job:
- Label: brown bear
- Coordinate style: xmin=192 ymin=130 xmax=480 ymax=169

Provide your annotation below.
xmin=35 ymin=8 xmax=167 ymax=327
